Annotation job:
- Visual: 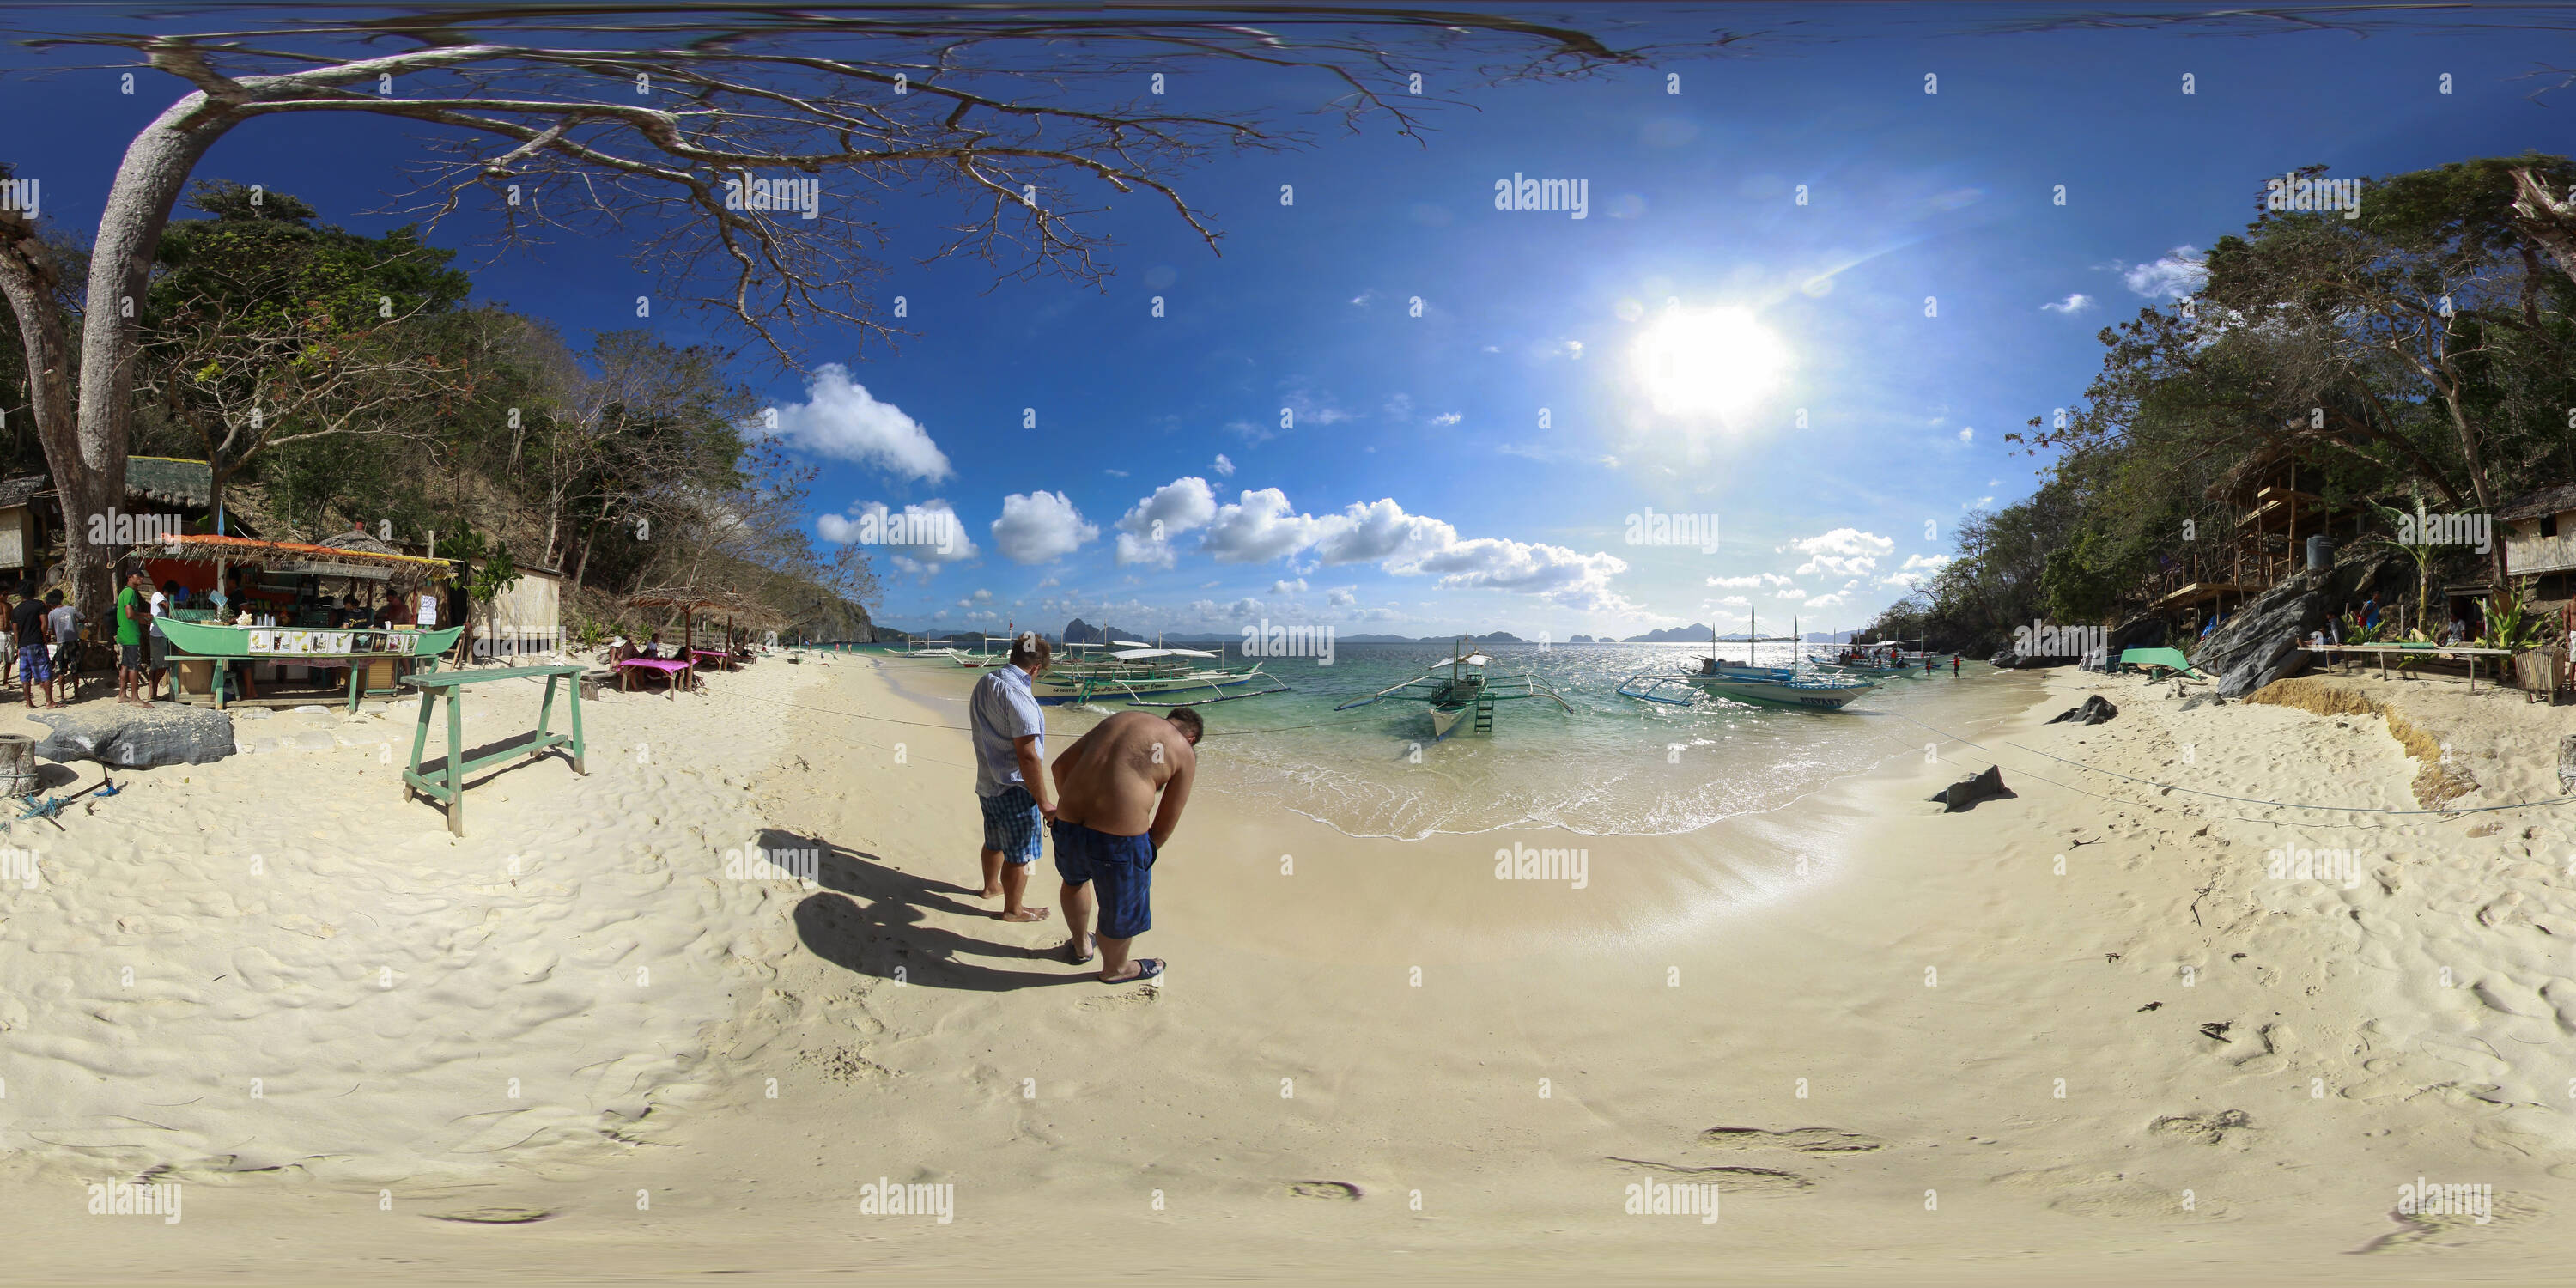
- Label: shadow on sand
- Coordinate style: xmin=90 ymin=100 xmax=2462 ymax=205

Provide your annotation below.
xmin=781 ymin=828 xmax=1089 ymax=993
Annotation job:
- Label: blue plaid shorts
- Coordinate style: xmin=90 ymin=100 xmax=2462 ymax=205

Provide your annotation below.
xmin=16 ymin=645 xmax=47 ymax=684
xmin=978 ymin=784 xmax=1042 ymax=864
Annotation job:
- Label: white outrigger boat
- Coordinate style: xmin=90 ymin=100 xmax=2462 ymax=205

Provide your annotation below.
xmin=1335 ymin=637 xmax=1571 ymax=740
xmin=1813 ymin=636 xmax=1931 ymax=677
xmin=1619 ymin=613 xmax=1875 ymax=712
xmin=1036 ymin=641 xmax=1287 ymax=708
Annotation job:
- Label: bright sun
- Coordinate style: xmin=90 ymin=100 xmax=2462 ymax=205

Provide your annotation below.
xmin=1631 ymin=307 xmax=1794 ymax=420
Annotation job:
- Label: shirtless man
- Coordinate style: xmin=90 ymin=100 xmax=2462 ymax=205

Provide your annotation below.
xmin=1048 ymin=707 xmax=1201 ymax=982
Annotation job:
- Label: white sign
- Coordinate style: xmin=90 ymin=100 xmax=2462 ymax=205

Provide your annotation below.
xmin=246 ymin=630 xmax=354 ymax=656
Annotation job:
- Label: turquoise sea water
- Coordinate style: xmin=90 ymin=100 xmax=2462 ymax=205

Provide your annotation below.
xmin=888 ymin=641 xmax=2028 ymax=842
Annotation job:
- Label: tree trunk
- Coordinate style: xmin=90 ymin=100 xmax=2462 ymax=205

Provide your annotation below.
xmin=68 ymin=92 xmax=240 ymax=618
xmin=2510 ymin=167 xmax=2576 ymax=289
xmin=0 ymin=213 xmax=76 ymax=592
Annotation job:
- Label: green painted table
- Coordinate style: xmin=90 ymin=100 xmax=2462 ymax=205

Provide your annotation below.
xmin=398 ymin=665 xmax=589 ymax=836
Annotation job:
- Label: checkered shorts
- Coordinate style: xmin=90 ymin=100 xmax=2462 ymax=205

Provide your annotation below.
xmin=18 ymin=644 xmax=49 ymax=684
xmin=977 ymin=785 xmax=1043 ymax=864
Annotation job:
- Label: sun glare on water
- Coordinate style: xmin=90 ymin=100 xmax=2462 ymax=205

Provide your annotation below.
xmin=1631 ymin=307 xmax=1794 ymax=420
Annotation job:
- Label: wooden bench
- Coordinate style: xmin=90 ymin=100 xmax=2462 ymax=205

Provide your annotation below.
xmin=398 ymin=665 xmax=589 ymax=837
xmin=617 ymin=656 xmax=696 ymax=696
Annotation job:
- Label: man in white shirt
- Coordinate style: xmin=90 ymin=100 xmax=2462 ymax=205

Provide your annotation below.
xmin=968 ymin=634 xmax=1056 ymax=925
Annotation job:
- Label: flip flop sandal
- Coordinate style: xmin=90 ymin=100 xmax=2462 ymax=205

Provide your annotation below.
xmin=1103 ymin=958 xmax=1163 ymax=983
xmin=1066 ymin=939 xmax=1094 ymax=965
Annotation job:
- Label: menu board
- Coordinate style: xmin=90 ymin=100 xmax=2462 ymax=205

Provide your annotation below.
xmin=246 ymin=630 xmax=355 ymax=656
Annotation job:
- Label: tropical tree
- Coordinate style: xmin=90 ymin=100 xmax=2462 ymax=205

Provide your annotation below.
xmin=0 ymin=6 xmax=1671 ymax=619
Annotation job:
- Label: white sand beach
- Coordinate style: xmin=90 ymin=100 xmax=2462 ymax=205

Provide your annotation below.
xmin=3 ymin=653 xmax=2572 ymax=1283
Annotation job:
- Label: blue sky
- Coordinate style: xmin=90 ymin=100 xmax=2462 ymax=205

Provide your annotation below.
xmin=3 ymin=6 xmax=2566 ymax=637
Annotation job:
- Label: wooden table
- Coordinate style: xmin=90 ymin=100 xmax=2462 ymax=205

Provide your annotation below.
xmin=690 ymin=647 xmax=736 ymax=672
xmin=617 ymin=657 xmax=696 ymax=696
xmin=2312 ymin=643 xmax=2514 ymax=691
xmin=169 ymin=648 xmax=422 ymax=713
xmin=398 ymin=665 xmax=589 ymax=837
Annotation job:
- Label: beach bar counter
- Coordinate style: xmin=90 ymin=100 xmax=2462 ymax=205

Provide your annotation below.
xmin=160 ymin=618 xmax=464 ymax=711
xmin=144 ymin=532 xmax=463 ymax=710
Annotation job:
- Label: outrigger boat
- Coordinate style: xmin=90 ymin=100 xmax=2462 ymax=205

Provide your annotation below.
xmin=1618 ymin=612 xmax=1874 ymax=712
xmin=1334 ymin=637 xmax=1571 ymax=741
xmin=1039 ymin=647 xmax=1288 ymax=708
xmin=1813 ymin=636 xmax=1930 ymax=677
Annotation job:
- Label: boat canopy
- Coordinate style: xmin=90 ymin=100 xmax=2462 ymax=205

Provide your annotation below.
xmin=1110 ymin=647 xmax=1218 ymax=660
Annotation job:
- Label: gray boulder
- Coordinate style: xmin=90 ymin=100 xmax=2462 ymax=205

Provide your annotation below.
xmin=2197 ymin=551 xmax=2411 ymax=699
xmin=33 ymin=703 xmax=234 ymax=768
xmin=2046 ymin=694 xmax=2120 ymax=726
xmin=1929 ymin=765 xmax=2014 ymax=812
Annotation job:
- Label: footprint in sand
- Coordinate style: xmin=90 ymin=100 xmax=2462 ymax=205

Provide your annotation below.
xmin=1698 ymin=1127 xmax=1886 ymax=1154
xmin=1287 ymin=1181 xmax=1362 ymax=1200
xmin=1604 ymin=1158 xmax=1813 ymax=1194
xmin=1078 ymin=987 xmax=1160 ymax=1012
xmin=2148 ymin=1109 xmax=2253 ymax=1145
xmin=427 ymin=1207 xmax=556 ymax=1224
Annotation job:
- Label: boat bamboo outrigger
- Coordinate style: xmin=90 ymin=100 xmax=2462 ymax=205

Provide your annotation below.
xmin=1618 ymin=611 xmax=1874 ymax=712
xmin=1334 ymin=637 xmax=1571 ymax=740
xmin=1042 ymin=646 xmax=1288 ymax=708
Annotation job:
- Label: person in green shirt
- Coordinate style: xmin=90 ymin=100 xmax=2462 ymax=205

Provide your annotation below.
xmin=116 ymin=570 xmax=149 ymax=705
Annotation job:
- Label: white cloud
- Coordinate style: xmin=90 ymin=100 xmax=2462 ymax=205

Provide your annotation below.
xmin=1882 ymin=553 xmax=1955 ymax=589
xmin=1269 ymin=578 xmax=1308 ymax=595
xmin=1706 ymin=574 xmax=1793 ymax=589
xmin=817 ymin=500 xmax=977 ymax=563
xmin=989 ymin=490 xmax=1097 ymax=564
xmin=1806 ymin=592 xmax=1849 ymax=610
xmin=1414 ymin=538 xmax=1631 ymax=611
xmin=1775 ymin=587 xmax=1807 ymax=600
xmin=1103 ymin=468 xmax=1129 ymax=477
xmin=1115 ymin=476 xmax=1218 ymax=568
xmin=1430 ymin=411 xmax=1461 ymax=427
xmin=1327 ymin=586 xmax=1357 ymax=608
xmin=1784 ymin=528 xmax=1893 ymax=578
xmin=1965 ymin=496 xmax=1994 ymax=511
xmin=1957 ymin=427 xmax=1974 ymax=443
xmin=2040 ymin=293 xmax=2093 ymax=314
xmin=1200 ymin=488 xmax=1325 ymax=564
xmin=765 ymin=365 xmax=951 ymax=482
xmin=1212 ymin=453 xmax=1236 ymax=477
xmin=970 ymin=588 xmax=993 ymax=603
xmin=1315 ymin=498 xmax=1457 ymax=567
xmin=2121 ymin=246 xmax=2208 ymax=300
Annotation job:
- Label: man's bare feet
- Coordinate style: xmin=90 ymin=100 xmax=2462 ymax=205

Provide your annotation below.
xmin=997 ymin=906 xmax=1051 ymax=923
xmin=978 ymin=884 xmax=1002 ymax=899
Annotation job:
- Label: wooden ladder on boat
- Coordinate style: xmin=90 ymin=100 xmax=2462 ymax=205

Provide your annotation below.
xmin=1473 ymin=693 xmax=1496 ymax=734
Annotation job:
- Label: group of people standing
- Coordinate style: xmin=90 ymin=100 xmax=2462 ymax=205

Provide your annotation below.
xmin=965 ymin=634 xmax=1201 ymax=985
